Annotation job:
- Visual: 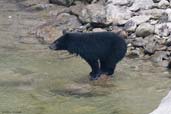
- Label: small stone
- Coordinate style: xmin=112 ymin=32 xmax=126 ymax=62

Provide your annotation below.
xmin=139 ymin=9 xmax=164 ymax=20
xmin=107 ymin=0 xmax=133 ymax=6
xmin=92 ymin=28 xmax=106 ymax=32
xmin=165 ymin=9 xmax=171 ymax=22
xmin=158 ymin=0 xmax=170 ymax=9
xmin=127 ymin=48 xmax=142 ymax=58
xmin=144 ymin=42 xmax=157 ymax=55
xmin=155 ymin=24 xmax=170 ymax=37
xmin=8 ymin=16 xmax=12 ymax=19
xmin=132 ymin=37 xmax=147 ymax=47
xmin=124 ymin=20 xmax=137 ymax=32
xmin=150 ymin=20 xmax=158 ymax=25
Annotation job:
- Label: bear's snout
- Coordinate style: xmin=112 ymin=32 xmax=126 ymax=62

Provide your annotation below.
xmin=49 ymin=43 xmax=57 ymax=50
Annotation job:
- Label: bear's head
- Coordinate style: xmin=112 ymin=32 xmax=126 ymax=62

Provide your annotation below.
xmin=49 ymin=33 xmax=69 ymax=50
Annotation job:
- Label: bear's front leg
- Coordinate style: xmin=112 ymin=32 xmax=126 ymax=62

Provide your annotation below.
xmin=84 ymin=59 xmax=101 ymax=80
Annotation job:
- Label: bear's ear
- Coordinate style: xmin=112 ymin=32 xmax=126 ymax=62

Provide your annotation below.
xmin=62 ymin=29 xmax=70 ymax=35
xmin=62 ymin=29 xmax=67 ymax=35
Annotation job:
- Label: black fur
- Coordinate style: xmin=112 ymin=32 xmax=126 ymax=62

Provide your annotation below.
xmin=49 ymin=32 xmax=127 ymax=80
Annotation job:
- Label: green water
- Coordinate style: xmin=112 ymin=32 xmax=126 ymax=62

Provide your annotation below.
xmin=0 ymin=1 xmax=171 ymax=114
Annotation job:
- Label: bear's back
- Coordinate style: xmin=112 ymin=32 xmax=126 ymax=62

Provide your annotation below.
xmin=67 ymin=32 xmax=127 ymax=59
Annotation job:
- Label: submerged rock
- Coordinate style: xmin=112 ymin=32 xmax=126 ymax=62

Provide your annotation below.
xmin=64 ymin=83 xmax=92 ymax=95
xmin=150 ymin=90 xmax=171 ymax=114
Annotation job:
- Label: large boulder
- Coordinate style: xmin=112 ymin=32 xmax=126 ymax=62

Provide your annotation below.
xmin=54 ymin=13 xmax=81 ymax=29
xmin=106 ymin=4 xmax=132 ymax=24
xmin=150 ymin=51 xmax=169 ymax=66
xmin=80 ymin=4 xmax=106 ymax=24
xmin=136 ymin=23 xmax=154 ymax=37
xmin=35 ymin=13 xmax=81 ymax=44
xmin=129 ymin=0 xmax=154 ymax=11
xmin=131 ymin=37 xmax=147 ymax=47
xmin=139 ymin=9 xmax=164 ymax=19
xmin=128 ymin=15 xmax=151 ymax=25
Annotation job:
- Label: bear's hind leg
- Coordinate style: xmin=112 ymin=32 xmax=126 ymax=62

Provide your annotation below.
xmin=100 ymin=59 xmax=117 ymax=76
xmin=105 ymin=64 xmax=116 ymax=75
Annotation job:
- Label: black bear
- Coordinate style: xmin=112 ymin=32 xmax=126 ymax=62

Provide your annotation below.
xmin=49 ymin=32 xmax=127 ymax=80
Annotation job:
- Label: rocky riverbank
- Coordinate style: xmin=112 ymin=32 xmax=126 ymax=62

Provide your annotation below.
xmin=16 ymin=0 xmax=171 ymax=68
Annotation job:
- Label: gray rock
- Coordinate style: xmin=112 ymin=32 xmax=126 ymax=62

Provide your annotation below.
xmin=150 ymin=51 xmax=169 ymax=63
xmin=152 ymin=0 xmax=161 ymax=3
xmin=129 ymin=0 xmax=154 ymax=11
xmin=55 ymin=13 xmax=81 ymax=29
xmin=80 ymin=4 xmax=106 ymax=24
xmin=127 ymin=48 xmax=143 ymax=58
xmin=139 ymin=9 xmax=164 ymax=19
xmin=150 ymin=20 xmax=158 ymax=25
xmin=156 ymin=45 xmax=167 ymax=51
xmin=158 ymin=12 xmax=168 ymax=23
xmin=165 ymin=9 xmax=171 ymax=22
xmin=128 ymin=15 xmax=151 ymax=25
xmin=136 ymin=23 xmax=154 ymax=37
xmin=64 ymin=83 xmax=92 ymax=95
xmin=92 ymin=28 xmax=107 ymax=32
xmin=26 ymin=3 xmax=55 ymax=11
xmin=144 ymin=35 xmax=159 ymax=42
xmin=107 ymin=0 xmax=133 ymax=6
xmin=165 ymin=37 xmax=171 ymax=47
xmin=124 ymin=20 xmax=137 ymax=32
xmin=166 ymin=23 xmax=171 ymax=29
xmin=18 ymin=0 xmax=49 ymax=7
xmin=155 ymin=24 xmax=170 ymax=37
xmin=49 ymin=0 xmax=74 ymax=6
xmin=132 ymin=37 xmax=147 ymax=47
xmin=35 ymin=13 xmax=81 ymax=44
xmin=167 ymin=46 xmax=171 ymax=50
xmin=106 ymin=4 xmax=132 ymax=24
xmin=158 ymin=0 xmax=170 ymax=9
xmin=144 ymin=42 xmax=157 ymax=54
xmin=36 ymin=25 xmax=63 ymax=44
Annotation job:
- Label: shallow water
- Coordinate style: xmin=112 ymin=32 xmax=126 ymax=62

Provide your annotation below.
xmin=0 ymin=1 xmax=171 ymax=114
